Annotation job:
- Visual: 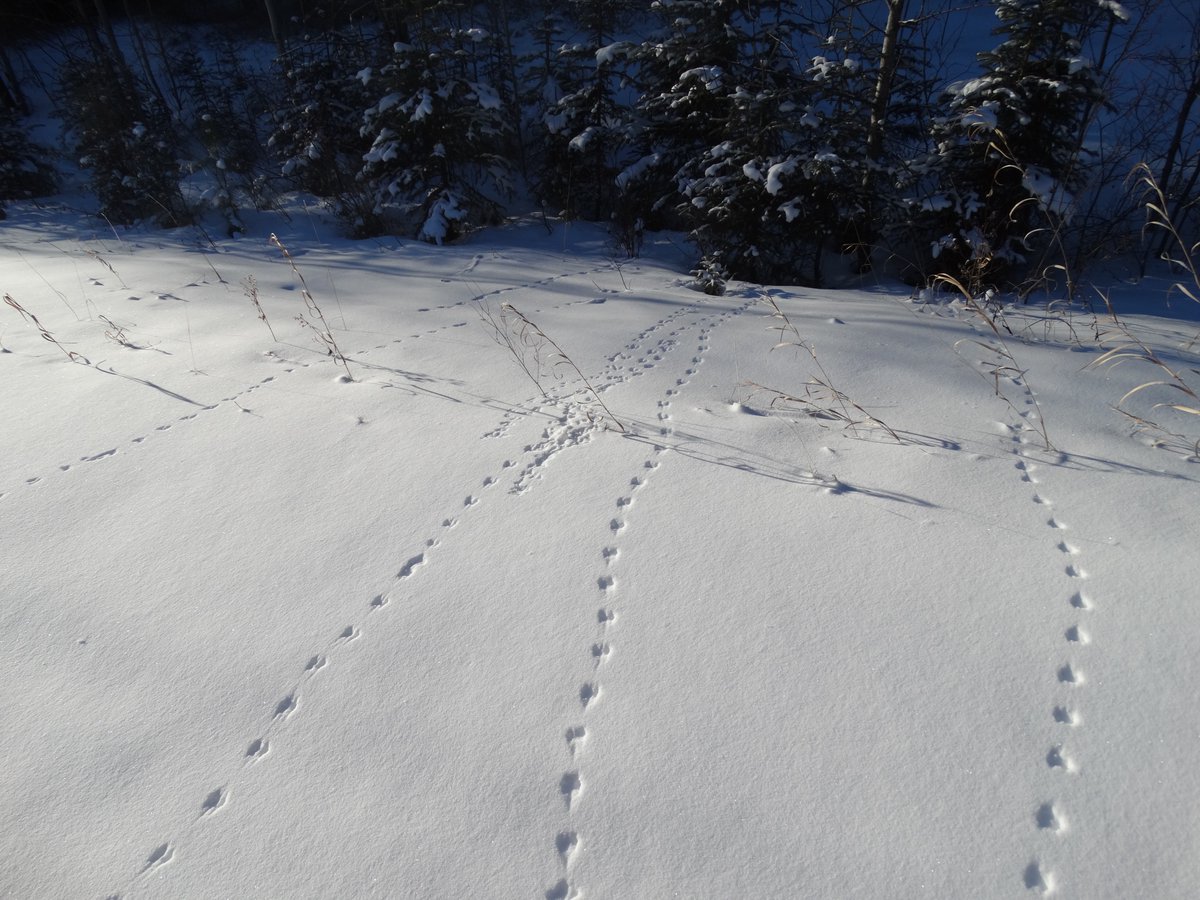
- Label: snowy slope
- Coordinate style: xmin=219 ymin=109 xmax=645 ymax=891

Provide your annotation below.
xmin=1 ymin=205 xmax=1198 ymax=899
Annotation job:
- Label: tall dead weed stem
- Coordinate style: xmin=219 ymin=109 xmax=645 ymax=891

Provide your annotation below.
xmin=477 ymin=300 xmax=626 ymax=433
xmin=4 ymin=293 xmax=89 ymax=363
xmin=746 ymin=293 xmax=901 ymax=442
xmin=934 ymin=273 xmax=1055 ymax=451
xmin=1086 ymin=165 xmax=1200 ymax=455
xmin=269 ymin=234 xmax=351 ymax=379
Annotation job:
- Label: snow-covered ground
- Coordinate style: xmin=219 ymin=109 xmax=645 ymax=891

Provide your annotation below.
xmin=1 ymin=203 xmax=1198 ymax=898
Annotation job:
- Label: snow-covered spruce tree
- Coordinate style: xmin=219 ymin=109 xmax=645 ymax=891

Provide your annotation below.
xmin=667 ymin=3 xmax=827 ymax=284
xmin=57 ymin=55 xmax=188 ymax=226
xmin=169 ymin=40 xmax=266 ymax=235
xmin=538 ymin=0 xmax=638 ymax=224
xmin=0 ymin=110 xmax=57 ymax=217
xmin=522 ymin=3 xmax=572 ymax=185
xmin=619 ymin=0 xmax=745 ymax=234
xmin=826 ymin=0 xmax=938 ymax=273
xmin=0 ymin=37 xmax=54 ymax=216
xmin=627 ymin=0 xmax=898 ymax=286
xmin=270 ymin=21 xmax=383 ymax=234
xmin=745 ymin=11 xmax=889 ymax=286
xmin=360 ymin=1 xmax=515 ymax=243
xmin=914 ymin=0 xmax=1127 ymax=290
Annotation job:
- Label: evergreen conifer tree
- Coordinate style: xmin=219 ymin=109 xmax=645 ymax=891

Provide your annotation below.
xmin=538 ymin=0 xmax=637 ymax=223
xmin=619 ymin=0 xmax=743 ymax=232
xmin=58 ymin=56 xmax=187 ymax=226
xmin=916 ymin=0 xmax=1126 ymax=288
xmin=0 ymin=110 xmax=57 ymax=218
xmin=360 ymin=0 xmax=515 ymax=242
xmin=269 ymin=18 xmax=381 ymax=233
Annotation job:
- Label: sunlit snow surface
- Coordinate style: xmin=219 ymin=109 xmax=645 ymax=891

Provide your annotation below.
xmin=1 ymin=203 xmax=1197 ymax=898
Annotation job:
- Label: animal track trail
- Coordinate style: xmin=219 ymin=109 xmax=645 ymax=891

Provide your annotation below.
xmin=114 ymin=608 xmax=376 ymax=893
xmin=543 ymin=328 xmax=734 ymax=900
xmin=510 ymin=406 xmax=600 ymax=496
xmin=544 ymin=301 xmax=743 ymax=894
xmin=357 ymin=263 xmax=620 ymax=370
xmin=121 ymin=406 xmax=603 ymax=894
xmin=591 ymin=303 xmax=728 ymax=400
xmin=432 ymin=261 xmax=617 ymax=313
xmin=2 ymin=363 xmax=287 ymax=500
xmin=483 ymin=296 xmax=729 ymax=446
xmin=1004 ymin=417 xmax=1101 ymax=894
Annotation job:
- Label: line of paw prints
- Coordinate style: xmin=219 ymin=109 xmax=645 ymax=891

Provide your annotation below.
xmin=593 ymin=304 xmax=702 ymax=394
xmin=485 ymin=304 xmax=706 ymax=444
xmin=356 ymin=268 xmax=620 ymax=361
xmin=107 ymin=449 xmax=542 ymax=896
xmin=0 ymin=372 xmax=291 ymax=503
xmin=545 ymin=300 xmax=750 ymax=897
xmin=6 ymin=263 xmax=622 ymax=500
xmin=650 ymin=295 xmax=755 ymax=441
xmin=546 ymin=463 xmax=654 ymax=900
xmin=595 ymin=296 xmax=751 ymax=404
xmin=510 ymin=405 xmax=601 ymax=496
xmin=1006 ymin=419 xmax=1094 ymax=897
xmin=424 ymin=262 xmax=622 ymax=314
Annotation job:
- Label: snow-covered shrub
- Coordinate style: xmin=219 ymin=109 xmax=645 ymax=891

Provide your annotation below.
xmin=689 ymin=253 xmax=728 ymax=295
xmin=0 ymin=110 xmax=57 ymax=211
xmin=912 ymin=0 xmax=1127 ymax=290
xmin=169 ymin=38 xmax=269 ymax=235
xmin=418 ymin=189 xmax=468 ymax=244
xmin=57 ymin=57 xmax=187 ymax=226
xmin=269 ymin=24 xmax=382 ymax=234
xmin=536 ymin=1 xmax=638 ymax=223
xmin=360 ymin=5 xmax=515 ymax=241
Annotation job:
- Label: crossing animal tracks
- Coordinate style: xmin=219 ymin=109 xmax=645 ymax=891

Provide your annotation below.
xmin=102 ymin=336 xmax=672 ymax=894
xmin=541 ymin=294 xmax=748 ymax=899
xmin=1 ymin=256 xmax=627 ymax=504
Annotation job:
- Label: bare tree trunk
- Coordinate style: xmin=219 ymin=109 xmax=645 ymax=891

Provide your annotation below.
xmin=263 ymin=0 xmax=287 ymax=59
xmin=123 ymin=0 xmax=172 ymax=113
xmin=93 ymin=0 xmax=135 ymax=91
xmin=0 ymin=46 xmax=28 ymax=113
xmin=866 ymin=0 xmax=906 ymax=165
xmin=1156 ymin=67 xmax=1200 ymax=255
xmin=1158 ymin=80 xmax=1199 ymax=202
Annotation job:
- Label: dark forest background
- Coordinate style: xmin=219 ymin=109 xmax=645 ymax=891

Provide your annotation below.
xmin=1 ymin=0 xmax=1196 ymax=293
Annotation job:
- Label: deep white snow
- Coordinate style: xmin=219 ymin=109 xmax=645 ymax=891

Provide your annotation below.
xmin=1 ymin=203 xmax=1198 ymax=899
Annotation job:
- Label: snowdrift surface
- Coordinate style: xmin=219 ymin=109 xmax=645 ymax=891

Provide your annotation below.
xmin=1 ymin=208 xmax=1197 ymax=899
